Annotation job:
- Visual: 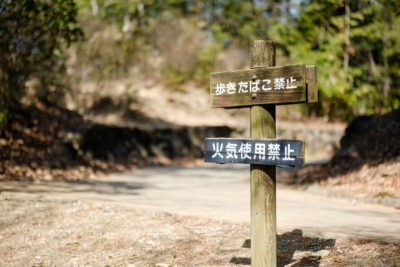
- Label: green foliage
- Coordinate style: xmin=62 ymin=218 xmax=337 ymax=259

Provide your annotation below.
xmin=275 ymin=0 xmax=400 ymax=120
xmin=72 ymin=0 xmax=269 ymax=86
xmin=72 ymin=0 xmax=400 ymax=120
xmin=0 ymin=0 xmax=82 ymax=125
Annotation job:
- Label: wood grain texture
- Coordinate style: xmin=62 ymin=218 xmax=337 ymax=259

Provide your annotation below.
xmin=250 ymin=164 xmax=276 ymax=267
xmin=210 ymin=65 xmax=306 ymax=108
xmin=249 ymin=40 xmax=277 ymax=267
xmin=250 ymin=40 xmax=276 ymax=68
xmin=306 ymin=65 xmax=318 ymax=103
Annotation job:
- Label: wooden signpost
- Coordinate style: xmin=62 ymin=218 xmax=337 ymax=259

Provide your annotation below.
xmin=205 ymin=40 xmax=317 ymax=267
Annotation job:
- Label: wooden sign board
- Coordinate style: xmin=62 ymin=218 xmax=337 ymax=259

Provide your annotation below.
xmin=210 ymin=64 xmax=317 ymax=108
xmin=204 ymin=138 xmax=305 ymax=167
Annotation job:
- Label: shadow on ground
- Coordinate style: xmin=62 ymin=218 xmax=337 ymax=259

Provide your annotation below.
xmin=0 ymin=179 xmax=146 ymax=196
xmin=230 ymin=229 xmax=335 ymax=266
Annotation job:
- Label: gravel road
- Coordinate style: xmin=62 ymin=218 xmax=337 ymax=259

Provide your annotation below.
xmin=1 ymin=165 xmax=399 ymax=242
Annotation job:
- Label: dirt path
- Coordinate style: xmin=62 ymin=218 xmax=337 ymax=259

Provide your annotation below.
xmin=1 ymin=165 xmax=399 ymax=243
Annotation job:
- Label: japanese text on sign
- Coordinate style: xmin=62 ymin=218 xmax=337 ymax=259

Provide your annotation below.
xmin=215 ymin=77 xmax=298 ymax=95
xmin=210 ymin=64 xmax=308 ymax=108
xmin=211 ymin=142 xmax=295 ymax=161
xmin=204 ymin=138 xmax=304 ymax=167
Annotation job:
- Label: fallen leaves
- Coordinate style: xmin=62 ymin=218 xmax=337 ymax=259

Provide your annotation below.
xmin=1 ymin=197 xmax=399 ymax=266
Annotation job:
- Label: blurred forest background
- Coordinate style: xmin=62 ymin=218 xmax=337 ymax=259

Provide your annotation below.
xmin=1 ymin=2 xmax=400 ymax=265
xmin=1 ymin=0 xmax=400 ymax=124
xmin=1 ymin=0 xmax=400 ymax=188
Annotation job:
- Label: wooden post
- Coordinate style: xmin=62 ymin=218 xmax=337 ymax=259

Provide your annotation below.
xmin=207 ymin=39 xmax=317 ymax=265
xmin=250 ymin=40 xmax=277 ymax=267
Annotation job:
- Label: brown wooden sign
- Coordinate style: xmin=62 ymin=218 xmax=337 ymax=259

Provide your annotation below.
xmin=210 ymin=64 xmax=317 ymax=108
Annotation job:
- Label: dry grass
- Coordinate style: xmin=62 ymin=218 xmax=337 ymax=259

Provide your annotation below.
xmin=321 ymin=159 xmax=400 ymax=199
xmin=287 ymin=157 xmax=400 ymax=201
xmin=1 ymin=196 xmax=399 ymax=267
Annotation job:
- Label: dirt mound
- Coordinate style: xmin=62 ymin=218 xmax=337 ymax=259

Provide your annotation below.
xmin=0 ymin=105 xmax=236 ymax=181
xmin=329 ymin=108 xmax=400 ymax=175
xmin=287 ymin=109 xmax=400 ymax=199
xmin=78 ymin=124 xmax=233 ymax=161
